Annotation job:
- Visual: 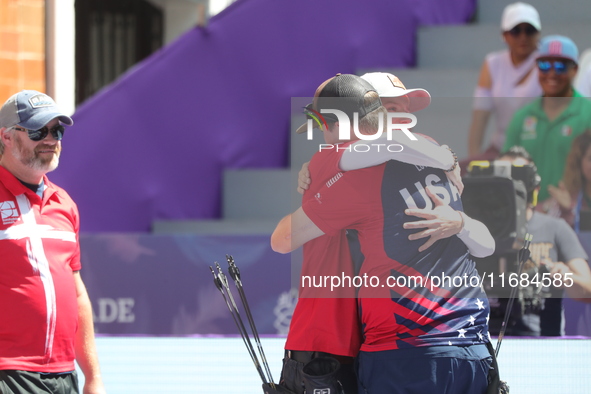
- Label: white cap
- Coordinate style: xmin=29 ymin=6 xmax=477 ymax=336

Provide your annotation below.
xmin=501 ymin=2 xmax=541 ymax=31
xmin=360 ymin=72 xmax=431 ymax=112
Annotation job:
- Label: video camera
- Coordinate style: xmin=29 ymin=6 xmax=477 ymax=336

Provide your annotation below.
xmin=462 ymin=160 xmax=540 ymax=254
xmin=462 ymin=160 xmax=547 ymax=325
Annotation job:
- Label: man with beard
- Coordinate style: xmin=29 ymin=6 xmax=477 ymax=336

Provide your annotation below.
xmin=0 ymin=91 xmax=105 ymax=394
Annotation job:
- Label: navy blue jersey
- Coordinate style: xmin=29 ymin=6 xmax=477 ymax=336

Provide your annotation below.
xmin=303 ymin=158 xmax=490 ymax=351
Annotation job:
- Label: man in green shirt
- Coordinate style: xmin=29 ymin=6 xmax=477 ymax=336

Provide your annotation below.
xmin=504 ymin=35 xmax=591 ymax=202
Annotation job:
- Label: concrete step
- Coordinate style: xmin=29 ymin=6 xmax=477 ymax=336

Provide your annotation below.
xmin=222 ymin=169 xmax=296 ymax=220
xmin=418 ymin=23 xmax=591 ymax=69
xmin=359 ymin=68 xmax=481 ymax=97
xmin=151 ymin=218 xmax=278 ymax=235
xmin=153 ymin=169 xmax=298 ymax=235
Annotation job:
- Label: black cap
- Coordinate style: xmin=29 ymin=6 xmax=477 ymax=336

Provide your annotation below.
xmin=296 ymin=73 xmax=382 ymax=134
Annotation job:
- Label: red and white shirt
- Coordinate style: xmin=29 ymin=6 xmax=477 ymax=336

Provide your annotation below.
xmin=0 ymin=165 xmax=81 ymax=372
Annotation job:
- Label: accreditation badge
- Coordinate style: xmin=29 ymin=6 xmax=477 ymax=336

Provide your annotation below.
xmin=522 ymin=116 xmax=537 ymax=140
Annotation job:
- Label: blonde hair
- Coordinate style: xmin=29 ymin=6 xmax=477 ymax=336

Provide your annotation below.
xmin=358 ymin=91 xmax=387 ymax=135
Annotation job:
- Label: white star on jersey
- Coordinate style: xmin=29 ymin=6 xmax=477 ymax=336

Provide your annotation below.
xmin=486 ymin=314 xmax=490 ymax=324
xmin=477 ymin=331 xmax=484 ymax=341
xmin=457 ymin=328 xmax=467 ymax=338
xmin=467 ymin=315 xmax=476 ymax=326
xmin=475 ymin=299 xmax=485 ymax=310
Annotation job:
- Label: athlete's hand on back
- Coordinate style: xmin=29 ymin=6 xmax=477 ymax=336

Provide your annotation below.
xmin=297 ymin=161 xmax=311 ymax=195
xmin=402 ymin=186 xmax=463 ymax=252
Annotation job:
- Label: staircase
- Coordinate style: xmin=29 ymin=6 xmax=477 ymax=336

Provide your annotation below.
xmin=154 ymin=0 xmax=591 ymax=235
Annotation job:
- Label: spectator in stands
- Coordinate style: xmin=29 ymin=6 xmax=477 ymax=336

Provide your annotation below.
xmin=540 ymin=130 xmax=591 ymax=232
xmin=466 ymin=2 xmax=542 ymax=163
xmin=496 ymin=147 xmax=591 ymax=336
xmin=503 ymin=35 xmax=591 ymax=202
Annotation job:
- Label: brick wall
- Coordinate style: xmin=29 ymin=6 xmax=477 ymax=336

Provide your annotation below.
xmin=0 ymin=0 xmax=45 ymax=102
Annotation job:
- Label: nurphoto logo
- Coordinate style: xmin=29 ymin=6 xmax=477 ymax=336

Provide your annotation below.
xmin=305 ymin=108 xmax=418 ymax=153
xmin=304 ymin=108 xmax=417 ymax=141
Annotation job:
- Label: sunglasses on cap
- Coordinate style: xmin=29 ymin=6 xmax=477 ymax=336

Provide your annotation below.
xmin=13 ymin=124 xmax=65 ymax=141
xmin=537 ymin=60 xmax=573 ymax=75
xmin=507 ymin=25 xmax=538 ymax=37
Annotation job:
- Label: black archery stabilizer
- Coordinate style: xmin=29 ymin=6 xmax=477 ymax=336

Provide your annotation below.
xmin=495 ymin=233 xmax=533 ymax=357
xmin=210 ymin=257 xmax=292 ymax=393
xmin=226 ymin=255 xmax=275 ymax=386
xmin=487 ymin=232 xmax=533 ymax=394
xmin=209 ymin=263 xmax=269 ymax=385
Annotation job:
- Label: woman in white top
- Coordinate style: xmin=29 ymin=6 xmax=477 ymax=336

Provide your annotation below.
xmin=467 ymin=2 xmax=542 ymax=160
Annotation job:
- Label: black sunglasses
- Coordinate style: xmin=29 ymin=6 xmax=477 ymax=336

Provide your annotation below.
xmin=13 ymin=125 xmax=65 ymax=141
xmin=508 ymin=25 xmax=538 ymax=37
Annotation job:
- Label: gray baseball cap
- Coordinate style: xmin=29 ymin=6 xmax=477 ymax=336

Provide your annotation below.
xmin=0 ymin=90 xmax=73 ymax=130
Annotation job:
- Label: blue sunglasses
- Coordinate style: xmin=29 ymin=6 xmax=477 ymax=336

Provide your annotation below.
xmin=537 ymin=60 xmax=572 ymax=75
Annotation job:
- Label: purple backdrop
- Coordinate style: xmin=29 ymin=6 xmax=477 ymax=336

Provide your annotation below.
xmin=51 ymin=0 xmax=476 ymax=232
xmin=80 ymin=234 xmax=292 ymax=335
xmin=80 ymin=232 xmax=590 ymax=336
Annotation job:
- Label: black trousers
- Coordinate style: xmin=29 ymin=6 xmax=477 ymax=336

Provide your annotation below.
xmin=0 ymin=370 xmax=79 ymax=394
